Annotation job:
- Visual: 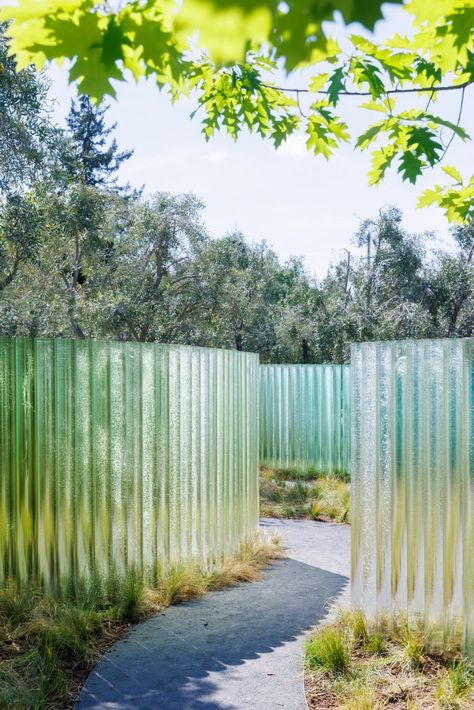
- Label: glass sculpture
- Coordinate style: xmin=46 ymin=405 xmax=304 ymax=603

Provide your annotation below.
xmin=0 ymin=337 xmax=259 ymax=590
xmin=351 ymin=338 xmax=473 ymax=652
xmin=259 ymin=364 xmax=351 ymax=475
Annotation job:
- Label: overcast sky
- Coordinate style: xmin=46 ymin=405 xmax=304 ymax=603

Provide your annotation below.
xmin=47 ymin=3 xmax=473 ymax=277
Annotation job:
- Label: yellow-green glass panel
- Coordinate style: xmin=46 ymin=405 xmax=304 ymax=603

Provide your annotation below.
xmin=0 ymin=337 xmax=259 ymax=591
xmin=351 ymin=338 xmax=474 ymax=654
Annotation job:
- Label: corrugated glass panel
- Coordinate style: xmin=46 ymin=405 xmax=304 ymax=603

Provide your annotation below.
xmin=0 ymin=336 xmax=259 ymax=590
xmin=351 ymin=338 xmax=474 ymax=653
xmin=259 ymin=364 xmax=350 ymax=475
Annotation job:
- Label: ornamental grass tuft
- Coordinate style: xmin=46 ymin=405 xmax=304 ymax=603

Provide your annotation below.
xmin=305 ymin=611 xmax=473 ymax=710
xmin=305 ymin=626 xmax=351 ymax=675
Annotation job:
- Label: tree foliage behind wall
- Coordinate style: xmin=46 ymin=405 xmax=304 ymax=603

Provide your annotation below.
xmin=1 ymin=184 xmax=474 ymax=362
xmin=0 ymin=24 xmax=473 ymax=362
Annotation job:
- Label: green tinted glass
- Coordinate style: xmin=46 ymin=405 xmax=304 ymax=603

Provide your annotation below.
xmin=0 ymin=337 xmax=259 ymax=590
xmin=351 ymin=339 xmax=474 ymax=653
xmin=259 ymin=364 xmax=351 ymax=475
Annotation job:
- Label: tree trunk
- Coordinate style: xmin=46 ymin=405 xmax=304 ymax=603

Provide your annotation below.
xmin=67 ymin=291 xmax=86 ymax=339
xmin=448 ymin=302 xmax=463 ymax=337
xmin=0 ymin=251 xmax=20 ymax=291
xmin=302 ymin=338 xmax=310 ymax=363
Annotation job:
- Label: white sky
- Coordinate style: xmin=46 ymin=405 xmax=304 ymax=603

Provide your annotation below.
xmin=46 ymin=3 xmax=474 ymax=277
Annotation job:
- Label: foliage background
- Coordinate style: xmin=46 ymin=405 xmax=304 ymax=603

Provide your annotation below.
xmin=0 ymin=10 xmax=473 ymax=363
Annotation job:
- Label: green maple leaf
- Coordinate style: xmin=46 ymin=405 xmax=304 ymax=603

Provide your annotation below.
xmin=425 ymin=114 xmax=469 ymax=141
xmin=414 ymin=57 xmax=442 ymax=83
xmin=443 ymin=165 xmax=463 ymax=183
xmin=368 ymin=144 xmax=397 ymax=184
xmin=122 ymin=9 xmax=178 ymax=72
xmin=69 ymin=53 xmax=123 ymax=99
xmin=95 ymin=16 xmax=129 ymax=69
xmin=305 ymin=103 xmax=349 ymax=157
xmin=37 ymin=12 xmax=103 ymax=62
xmin=309 ymin=73 xmax=329 ymax=92
xmin=355 ymin=120 xmax=385 ymax=149
xmin=339 ymin=0 xmax=403 ymax=28
xmin=443 ymin=7 xmax=474 ymax=50
xmin=374 ymin=51 xmax=415 ymax=81
xmin=418 ymin=186 xmax=442 ymax=208
xmin=306 ymin=116 xmax=335 ymax=158
xmin=354 ymin=59 xmax=385 ymax=98
xmin=418 ymin=176 xmax=474 ymax=223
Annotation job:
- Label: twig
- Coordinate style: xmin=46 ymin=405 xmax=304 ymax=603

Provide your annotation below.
xmin=260 ymin=80 xmax=473 ymax=97
xmin=438 ymin=85 xmax=466 ymax=162
xmin=295 ymin=89 xmax=308 ymax=118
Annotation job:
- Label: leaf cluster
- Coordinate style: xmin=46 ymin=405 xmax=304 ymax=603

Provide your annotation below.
xmin=1 ymin=0 xmax=473 ymax=222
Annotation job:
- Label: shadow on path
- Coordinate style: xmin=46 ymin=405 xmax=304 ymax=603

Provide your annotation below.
xmin=77 ymin=524 xmax=349 ymax=710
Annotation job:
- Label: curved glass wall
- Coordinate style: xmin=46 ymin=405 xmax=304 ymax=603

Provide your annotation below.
xmin=259 ymin=364 xmax=350 ymax=475
xmin=0 ymin=337 xmax=259 ymax=590
xmin=351 ymin=338 xmax=473 ymax=652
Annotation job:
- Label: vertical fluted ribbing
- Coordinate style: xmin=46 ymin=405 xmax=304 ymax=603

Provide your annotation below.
xmin=0 ymin=337 xmax=259 ymax=590
xmin=351 ymin=338 xmax=474 ymax=654
xmin=259 ymin=364 xmax=351 ymax=475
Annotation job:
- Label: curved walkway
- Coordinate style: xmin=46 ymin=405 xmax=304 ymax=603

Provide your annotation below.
xmin=77 ymin=519 xmax=350 ymax=710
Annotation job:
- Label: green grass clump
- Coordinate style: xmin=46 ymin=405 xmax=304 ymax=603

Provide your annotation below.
xmin=340 ymin=686 xmax=379 ymax=709
xmin=394 ymin=617 xmax=430 ymax=670
xmin=435 ymin=660 xmax=474 ymax=708
xmin=341 ymin=609 xmax=368 ymax=646
xmin=365 ymin=631 xmax=386 ymax=656
xmin=0 ymin=585 xmax=37 ymax=626
xmin=306 ymin=626 xmax=351 ymax=675
xmin=0 ymin=591 xmax=104 ymax=709
xmin=117 ymin=571 xmax=146 ymax=621
xmin=304 ymin=611 xmax=472 ymax=710
xmin=286 ymin=481 xmax=310 ymax=503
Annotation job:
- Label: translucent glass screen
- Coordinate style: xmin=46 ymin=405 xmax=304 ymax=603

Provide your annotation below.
xmin=351 ymin=339 xmax=473 ymax=651
xmin=0 ymin=337 xmax=259 ymax=589
xmin=259 ymin=364 xmax=351 ymax=474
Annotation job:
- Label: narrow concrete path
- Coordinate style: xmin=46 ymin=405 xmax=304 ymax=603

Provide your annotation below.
xmin=77 ymin=519 xmax=350 ymax=710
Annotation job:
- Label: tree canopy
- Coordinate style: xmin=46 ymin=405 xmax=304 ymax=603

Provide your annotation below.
xmin=0 ymin=24 xmax=58 ymax=193
xmin=1 ymin=1 xmax=473 ymax=222
xmin=2 ymin=171 xmax=474 ymax=361
xmin=0 ymin=19 xmax=471 ymax=361
xmin=65 ymin=96 xmax=133 ymax=186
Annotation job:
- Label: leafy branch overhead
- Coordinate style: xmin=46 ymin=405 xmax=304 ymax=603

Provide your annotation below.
xmin=1 ymin=0 xmax=474 ymax=222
